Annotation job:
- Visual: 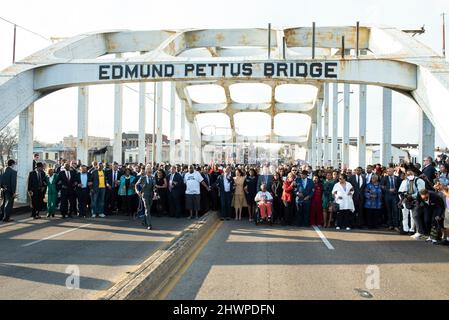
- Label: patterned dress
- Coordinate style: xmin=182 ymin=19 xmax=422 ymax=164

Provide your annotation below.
xmin=322 ymin=179 xmax=337 ymax=209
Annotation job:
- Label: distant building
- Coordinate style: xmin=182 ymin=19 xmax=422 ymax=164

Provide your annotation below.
xmin=31 ymin=141 xmax=75 ymax=167
xmin=63 ymin=135 xmax=111 ymax=149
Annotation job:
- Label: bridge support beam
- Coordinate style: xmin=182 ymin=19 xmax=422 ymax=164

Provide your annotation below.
xmin=342 ymin=84 xmax=350 ymax=168
xmin=77 ymin=86 xmax=89 ymax=165
xmin=188 ymin=121 xmax=194 ymax=165
xmin=381 ymin=88 xmax=392 ymax=165
xmin=316 ymin=99 xmax=322 ymax=167
xmin=310 ymin=123 xmax=317 ymax=167
xmin=418 ymin=109 xmax=435 ymax=163
xmin=323 ymin=83 xmax=330 ymax=167
xmin=156 ymin=82 xmax=163 ymax=163
xmin=170 ymin=82 xmax=176 ymax=164
xmin=113 ymin=54 xmax=123 ymax=164
xmin=17 ymin=104 xmax=34 ymax=204
xmin=358 ymin=84 xmax=367 ymax=169
xmin=181 ymin=101 xmax=186 ymax=163
xmin=138 ymin=82 xmax=146 ymax=164
xmin=331 ymin=83 xmax=339 ymax=168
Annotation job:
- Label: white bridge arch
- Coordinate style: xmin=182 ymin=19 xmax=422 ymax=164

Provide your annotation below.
xmin=1 ymin=25 xmax=448 ymax=202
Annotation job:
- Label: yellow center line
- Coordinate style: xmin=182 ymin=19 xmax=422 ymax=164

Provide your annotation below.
xmin=154 ymin=219 xmax=223 ymax=300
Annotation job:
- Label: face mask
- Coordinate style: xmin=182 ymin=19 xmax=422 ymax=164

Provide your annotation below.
xmin=407 ymin=176 xmax=415 ymax=181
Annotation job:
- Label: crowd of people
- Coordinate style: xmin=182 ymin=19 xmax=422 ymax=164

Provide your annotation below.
xmin=0 ymin=153 xmax=449 ymax=245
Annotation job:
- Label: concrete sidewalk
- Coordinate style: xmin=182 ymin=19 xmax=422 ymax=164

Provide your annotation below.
xmin=0 ymin=212 xmax=191 ymax=299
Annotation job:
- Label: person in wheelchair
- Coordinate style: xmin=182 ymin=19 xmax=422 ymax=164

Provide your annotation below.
xmin=254 ymin=183 xmax=273 ymax=222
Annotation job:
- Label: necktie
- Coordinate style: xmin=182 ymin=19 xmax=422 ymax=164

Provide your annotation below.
xmin=409 ymin=180 xmax=414 ymax=194
xmin=357 ymin=175 xmax=359 ymax=187
xmin=37 ymin=171 xmax=41 ymax=187
xmin=67 ymin=171 xmax=70 ymax=181
xmin=113 ymin=172 xmax=116 ymax=186
xmin=390 ymin=177 xmax=394 ymax=189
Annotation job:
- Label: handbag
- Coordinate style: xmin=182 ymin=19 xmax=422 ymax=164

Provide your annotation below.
xmin=332 ymin=201 xmax=340 ymax=212
xmin=430 ymin=220 xmax=442 ymax=240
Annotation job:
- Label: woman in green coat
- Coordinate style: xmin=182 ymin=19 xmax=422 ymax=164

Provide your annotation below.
xmin=46 ymin=168 xmax=58 ymax=218
xmin=322 ymin=171 xmax=337 ymax=228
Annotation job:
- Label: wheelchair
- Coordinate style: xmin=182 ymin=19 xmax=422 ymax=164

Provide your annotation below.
xmin=254 ymin=204 xmax=273 ymax=226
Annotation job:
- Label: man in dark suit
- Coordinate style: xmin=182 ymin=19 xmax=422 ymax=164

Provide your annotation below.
xmin=167 ymin=165 xmax=184 ymax=218
xmin=27 ymin=162 xmax=47 ymax=219
xmin=216 ymin=166 xmax=234 ymax=221
xmin=381 ymin=167 xmax=402 ymax=232
xmin=135 ymin=166 xmax=155 ymax=230
xmin=58 ymin=163 xmax=78 ymax=218
xmin=197 ymin=166 xmax=210 ymax=215
xmin=294 ymin=170 xmax=314 ymax=227
xmin=75 ymin=165 xmax=91 ymax=218
xmin=0 ymin=159 xmax=17 ymax=223
xmin=105 ymin=162 xmax=121 ymax=216
xmin=422 ymin=156 xmax=437 ymax=185
xmin=349 ymin=167 xmax=367 ymax=228
xmin=32 ymin=154 xmax=40 ymax=171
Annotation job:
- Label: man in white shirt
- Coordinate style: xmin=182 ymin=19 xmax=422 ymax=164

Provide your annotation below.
xmin=184 ymin=165 xmax=210 ymax=219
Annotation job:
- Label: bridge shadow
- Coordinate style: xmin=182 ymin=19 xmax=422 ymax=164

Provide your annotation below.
xmin=0 ymin=263 xmax=113 ymax=291
xmin=166 ymin=222 xmax=449 ymax=299
xmin=0 ymin=215 xmax=190 ymax=240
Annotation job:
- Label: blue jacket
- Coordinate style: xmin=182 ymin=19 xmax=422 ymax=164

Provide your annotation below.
xmin=364 ymin=183 xmax=382 ymax=209
xmin=118 ymin=175 xmax=137 ymax=196
xmin=294 ymin=177 xmax=314 ymax=203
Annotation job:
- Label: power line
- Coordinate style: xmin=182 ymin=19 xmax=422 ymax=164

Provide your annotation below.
xmin=0 ymin=15 xmax=52 ymax=42
xmin=123 ymin=84 xmax=174 ymax=113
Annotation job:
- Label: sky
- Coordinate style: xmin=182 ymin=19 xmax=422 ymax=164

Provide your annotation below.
xmin=0 ymin=0 xmax=448 ymax=147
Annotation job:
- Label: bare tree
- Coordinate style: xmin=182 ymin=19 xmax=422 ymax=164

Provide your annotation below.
xmin=0 ymin=124 xmax=19 ymax=168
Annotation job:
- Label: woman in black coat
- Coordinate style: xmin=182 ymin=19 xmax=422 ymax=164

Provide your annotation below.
xmin=244 ymin=168 xmax=258 ymax=222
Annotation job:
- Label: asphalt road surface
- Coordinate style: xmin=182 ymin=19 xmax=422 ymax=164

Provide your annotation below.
xmin=165 ymin=220 xmax=449 ymax=300
xmin=0 ymin=212 xmax=190 ymax=299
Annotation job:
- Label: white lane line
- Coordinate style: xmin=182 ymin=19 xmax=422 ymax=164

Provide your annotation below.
xmin=21 ymin=223 xmax=93 ymax=247
xmin=313 ymin=225 xmax=335 ymax=250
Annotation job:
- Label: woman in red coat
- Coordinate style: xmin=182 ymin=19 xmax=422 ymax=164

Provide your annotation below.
xmin=310 ymin=175 xmax=323 ymax=226
xmin=282 ymin=172 xmax=296 ymax=226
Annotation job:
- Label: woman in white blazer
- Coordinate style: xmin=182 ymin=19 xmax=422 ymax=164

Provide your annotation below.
xmin=332 ymin=173 xmax=355 ymax=230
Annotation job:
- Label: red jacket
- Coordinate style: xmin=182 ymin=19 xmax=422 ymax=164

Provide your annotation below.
xmin=282 ymin=180 xmax=294 ymax=203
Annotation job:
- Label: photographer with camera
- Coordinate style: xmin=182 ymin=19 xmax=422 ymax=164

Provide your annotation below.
xmin=417 ymin=188 xmax=445 ymax=244
xmin=398 ymin=170 xmax=426 ymax=239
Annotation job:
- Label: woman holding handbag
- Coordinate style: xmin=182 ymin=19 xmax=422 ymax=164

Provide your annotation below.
xmin=322 ymin=172 xmax=337 ymax=228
